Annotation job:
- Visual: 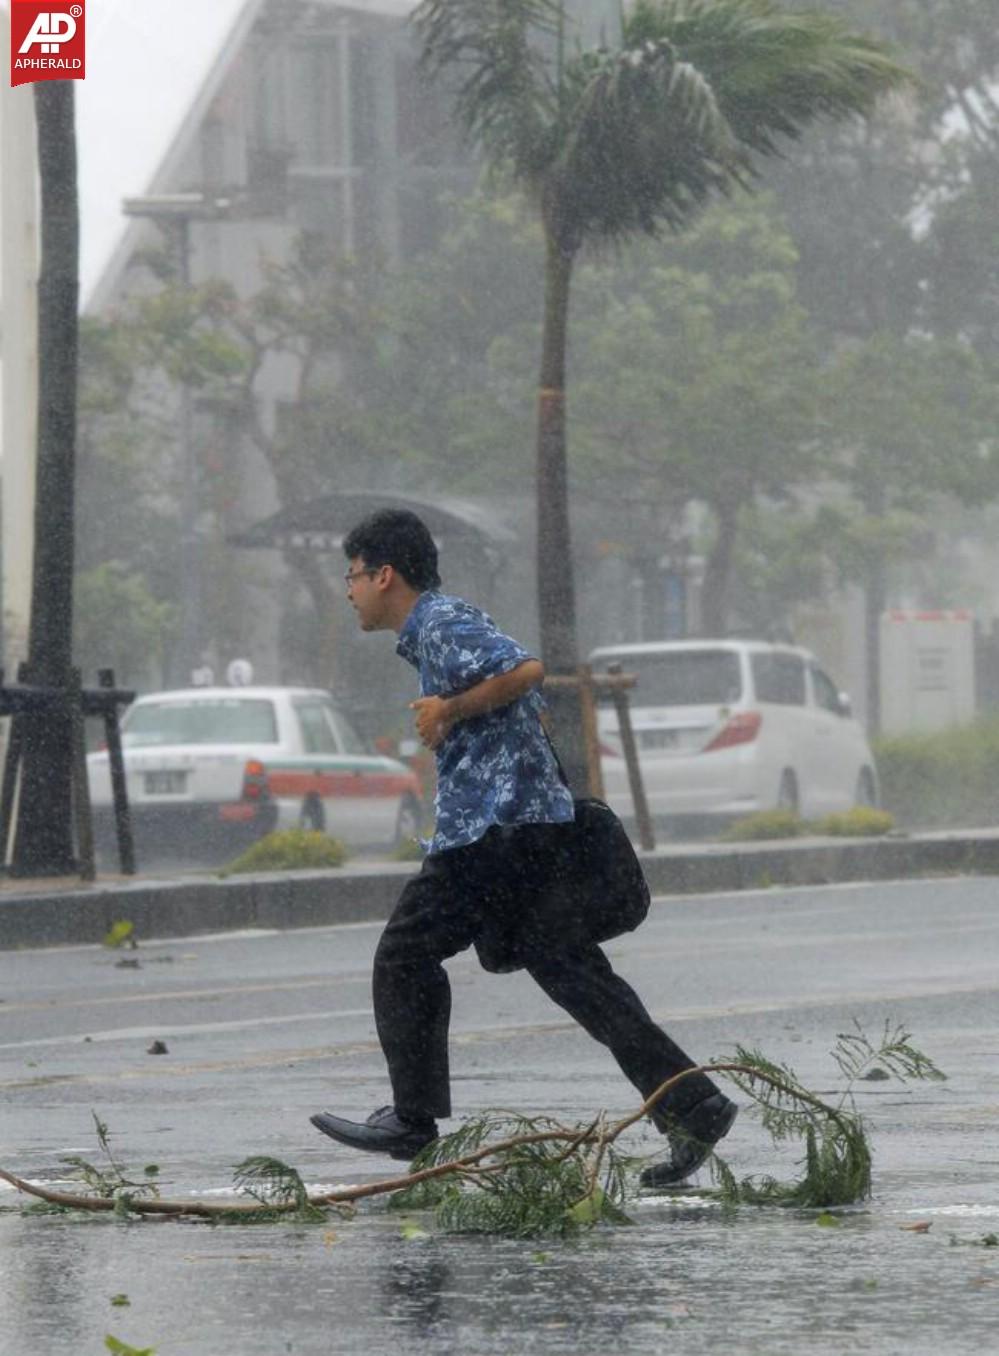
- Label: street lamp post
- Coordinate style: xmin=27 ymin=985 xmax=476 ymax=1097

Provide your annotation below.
xmin=122 ymin=194 xmax=231 ymax=687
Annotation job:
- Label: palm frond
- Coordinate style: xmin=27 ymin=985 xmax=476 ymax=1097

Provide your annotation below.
xmin=413 ymin=0 xmax=562 ymax=176
xmin=552 ymin=40 xmax=741 ymax=246
xmin=627 ymin=0 xmax=914 ymax=156
xmin=412 ymin=0 xmax=912 ymax=254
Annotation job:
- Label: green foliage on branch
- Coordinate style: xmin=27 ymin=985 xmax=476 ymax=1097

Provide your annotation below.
xmin=231 ymin=1157 xmax=327 ymax=1223
xmin=391 ymin=1112 xmax=632 ymax=1237
xmin=4 ymin=1023 xmax=944 ymax=1238
xmin=60 ymin=1112 xmax=160 ymax=1216
xmin=715 ymin=1021 xmax=944 ymax=1208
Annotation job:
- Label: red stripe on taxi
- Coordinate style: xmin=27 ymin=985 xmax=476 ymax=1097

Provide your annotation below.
xmin=265 ymin=770 xmax=417 ymax=799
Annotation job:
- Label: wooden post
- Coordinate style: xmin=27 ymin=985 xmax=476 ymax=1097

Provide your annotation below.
xmin=606 ymin=662 xmax=655 ymax=851
xmin=0 ymin=722 xmax=22 ymax=869
xmin=68 ymin=667 xmax=95 ymax=881
xmin=99 ymin=669 xmax=135 ymax=875
xmin=0 ymin=663 xmax=29 ymax=869
xmin=576 ymin=662 xmax=604 ymax=800
xmin=544 ymin=668 xmax=653 ymax=848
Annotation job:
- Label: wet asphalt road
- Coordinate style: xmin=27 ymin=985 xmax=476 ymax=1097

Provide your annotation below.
xmin=1 ymin=876 xmax=998 ymax=1355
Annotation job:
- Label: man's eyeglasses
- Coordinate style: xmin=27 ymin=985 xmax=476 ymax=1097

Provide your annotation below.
xmin=343 ymin=566 xmax=381 ymax=588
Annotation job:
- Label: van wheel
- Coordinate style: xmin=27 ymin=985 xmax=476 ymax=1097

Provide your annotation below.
xmin=300 ymin=797 xmax=325 ymax=833
xmin=395 ymin=795 xmax=422 ymax=847
xmin=776 ymin=770 xmax=799 ymax=815
xmin=855 ymin=768 xmax=878 ymax=808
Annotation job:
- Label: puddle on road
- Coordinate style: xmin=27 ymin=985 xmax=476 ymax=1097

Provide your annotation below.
xmin=2 ymin=1187 xmax=998 ymax=1356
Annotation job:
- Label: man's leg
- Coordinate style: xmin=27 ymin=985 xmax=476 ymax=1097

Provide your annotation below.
xmin=525 ymin=945 xmax=737 ymax=1184
xmin=525 ymin=944 xmax=721 ymax=1121
xmin=311 ymin=845 xmax=484 ymax=1156
xmin=371 ymin=850 xmax=481 ymax=1120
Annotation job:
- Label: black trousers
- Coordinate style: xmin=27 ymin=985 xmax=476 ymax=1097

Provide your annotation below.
xmin=371 ymin=824 xmax=720 ymax=1126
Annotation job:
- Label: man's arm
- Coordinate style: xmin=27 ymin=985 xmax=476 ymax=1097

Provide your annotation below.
xmin=410 ymin=659 xmax=544 ymax=750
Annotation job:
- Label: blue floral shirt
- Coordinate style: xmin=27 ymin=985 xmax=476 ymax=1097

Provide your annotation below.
xmin=396 ymin=592 xmax=574 ymax=854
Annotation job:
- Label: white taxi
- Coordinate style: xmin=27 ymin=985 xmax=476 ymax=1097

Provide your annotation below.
xmin=87 ymin=686 xmax=424 ymax=858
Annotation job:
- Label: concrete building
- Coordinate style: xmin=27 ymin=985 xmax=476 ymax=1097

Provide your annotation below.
xmin=84 ymin=0 xmax=478 ymax=698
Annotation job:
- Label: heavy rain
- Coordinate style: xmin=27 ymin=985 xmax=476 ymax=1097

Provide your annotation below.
xmin=1 ymin=1 xmax=999 ymax=1353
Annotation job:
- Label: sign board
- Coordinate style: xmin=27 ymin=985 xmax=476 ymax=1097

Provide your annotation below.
xmin=879 ymin=610 xmax=975 ymax=735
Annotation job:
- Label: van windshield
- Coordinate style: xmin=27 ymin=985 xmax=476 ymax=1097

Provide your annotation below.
xmin=593 ymin=650 xmax=742 ymax=707
xmin=123 ymin=698 xmax=279 ymax=747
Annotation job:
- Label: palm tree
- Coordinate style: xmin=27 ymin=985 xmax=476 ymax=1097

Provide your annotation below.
xmin=414 ymin=0 xmax=910 ymax=784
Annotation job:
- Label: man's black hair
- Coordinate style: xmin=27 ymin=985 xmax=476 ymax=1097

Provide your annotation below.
xmin=343 ymin=509 xmax=442 ymax=591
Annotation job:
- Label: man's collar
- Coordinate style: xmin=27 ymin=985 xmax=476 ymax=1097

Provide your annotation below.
xmin=395 ymin=590 xmax=439 ymax=664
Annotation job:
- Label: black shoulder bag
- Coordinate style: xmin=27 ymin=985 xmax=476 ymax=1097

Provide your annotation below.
xmin=472 ymin=729 xmax=652 ymax=973
xmin=543 ymin=728 xmax=650 ymax=946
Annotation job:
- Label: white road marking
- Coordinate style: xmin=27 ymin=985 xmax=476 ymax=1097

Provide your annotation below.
xmin=0 ymin=1007 xmax=373 ymax=1051
xmin=0 ymin=976 xmax=361 ymax=1015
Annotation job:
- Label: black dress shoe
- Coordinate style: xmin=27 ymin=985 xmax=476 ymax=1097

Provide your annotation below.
xmin=310 ymin=1105 xmax=439 ymax=1160
xmin=640 ymin=1092 xmax=738 ymax=1189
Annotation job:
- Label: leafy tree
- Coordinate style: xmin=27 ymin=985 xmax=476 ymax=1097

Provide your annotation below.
xmin=74 ymin=317 xmax=183 ymax=688
xmin=73 ymin=564 xmax=176 ymax=694
xmin=414 ymin=0 xmax=909 ymax=782
xmin=374 ymin=191 xmax=544 ymax=494
xmin=722 ymin=503 xmax=831 ymax=638
xmin=767 ymin=1 xmax=999 ymax=345
xmin=926 ymin=147 xmax=999 ymax=360
xmin=79 ymin=238 xmax=390 ymax=689
xmin=817 ymin=333 xmax=999 ymax=730
xmin=571 ymin=193 xmax=822 ymax=635
xmin=754 ymin=5 xmax=999 ymax=727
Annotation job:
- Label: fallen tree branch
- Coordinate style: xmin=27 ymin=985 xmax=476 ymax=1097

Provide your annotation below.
xmin=1 ymin=1026 xmax=942 ymax=1230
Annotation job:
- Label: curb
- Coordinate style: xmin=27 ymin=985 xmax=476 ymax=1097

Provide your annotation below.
xmin=0 ymin=865 xmax=416 ymax=951
xmin=2 ymin=833 xmax=999 ymax=951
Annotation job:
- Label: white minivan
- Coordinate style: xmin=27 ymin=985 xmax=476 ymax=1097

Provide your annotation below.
xmin=589 ymin=640 xmax=878 ymax=829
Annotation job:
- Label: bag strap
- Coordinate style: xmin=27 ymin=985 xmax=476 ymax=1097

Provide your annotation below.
xmin=540 ymin=719 xmax=571 ymax=792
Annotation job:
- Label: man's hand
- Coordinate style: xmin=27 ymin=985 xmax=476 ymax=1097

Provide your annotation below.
xmin=410 ymin=660 xmax=544 ymax=750
xmin=409 ymin=695 xmax=455 ymax=750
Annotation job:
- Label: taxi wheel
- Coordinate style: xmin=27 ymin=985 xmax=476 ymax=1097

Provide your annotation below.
xmin=395 ymin=796 xmax=422 ymax=846
xmin=300 ymin=797 xmax=325 ymax=833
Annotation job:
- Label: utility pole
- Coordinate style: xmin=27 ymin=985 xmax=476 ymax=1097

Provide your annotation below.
xmin=11 ymin=82 xmax=79 ymax=876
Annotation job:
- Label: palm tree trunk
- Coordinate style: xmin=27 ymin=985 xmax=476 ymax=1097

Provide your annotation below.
xmin=536 ymin=232 xmax=578 ymax=670
xmin=699 ymin=500 xmax=739 ymax=637
xmin=11 ymin=83 xmax=79 ymax=875
xmin=863 ymin=556 xmax=886 ymax=738
xmin=536 ymin=231 xmax=587 ymax=790
xmin=862 ymin=484 xmax=887 ymax=738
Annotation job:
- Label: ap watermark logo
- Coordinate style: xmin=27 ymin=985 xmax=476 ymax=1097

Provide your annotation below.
xmin=10 ymin=1 xmax=86 ymax=87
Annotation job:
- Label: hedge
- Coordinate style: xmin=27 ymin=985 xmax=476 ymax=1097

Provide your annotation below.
xmin=874 ymin=714 xmax=999 ymax=830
